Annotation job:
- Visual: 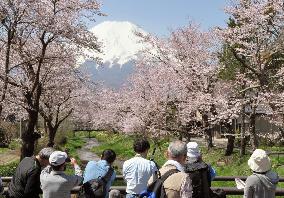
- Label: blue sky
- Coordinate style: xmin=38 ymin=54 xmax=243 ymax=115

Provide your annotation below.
xmin=94 ymin=0 xmax=229 ymax=36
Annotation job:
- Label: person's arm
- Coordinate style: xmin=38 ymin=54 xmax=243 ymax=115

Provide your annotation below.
xmin=180 ymin=175 xmax=192 ymax=198
xmin=106 ymin=170 xmax=116 ymax=193
xmin=24 ymin=168 xmax=42 ymax=198
xmin=70 ymin=158 xmax=83 ymax=186
xmin=122 ymin=162 xmax=127 ymax=181
xmin=244 ymin=176 xmax=255 ymax=198
xmin=208 ymin=164 xmax=216 ymax=181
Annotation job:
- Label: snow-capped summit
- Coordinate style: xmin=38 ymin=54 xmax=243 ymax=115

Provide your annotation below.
xmin=86 ymin=21 xmax=148 ymax=66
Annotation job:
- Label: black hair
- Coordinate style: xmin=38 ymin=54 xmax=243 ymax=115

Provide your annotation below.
xmin=101 ymin=149 xmax=116 ymax=164
xmin=133 ymin=139 xmax=150 ymax=153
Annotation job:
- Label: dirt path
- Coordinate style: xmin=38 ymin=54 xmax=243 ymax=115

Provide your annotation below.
xmin=77 ymin=138 xmax=101 ymax=163
xmin=77 ymin=138 xmax=124 ymax=170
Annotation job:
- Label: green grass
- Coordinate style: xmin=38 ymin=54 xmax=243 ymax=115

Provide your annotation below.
xmin=59 ymin=136 xmax=86 ymax=175
xmin=90 ymin=132 xmax=284 ymax=187
xmin=87 ymin=132 xmax=284 ymax=198
xmin=0 ymin=147 xmax=9 ymax=154
xmin=63 ymin=136 xmax=86 ymax=158
xmin=90 ymin=131 xmax=168 ymax=166
xmin=0 ymin=160 xmax=19 ymax=176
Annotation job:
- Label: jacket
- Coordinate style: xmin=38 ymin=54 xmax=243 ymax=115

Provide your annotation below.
xmin=40 ymin=165 xmax=83 ymax=198
xmin=244 ymin=170 xmax=279 ymax=198
xmin=185 ymin=161 xmax=211 ymax=198
xmin=148 ymin=161 xmax=192 ymax=198
xmin=8 ymin=157 xmax=42 ymax=198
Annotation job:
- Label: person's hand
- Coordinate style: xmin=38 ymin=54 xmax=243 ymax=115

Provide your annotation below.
xmin=70 ymin=158 xmax=78 ymax=166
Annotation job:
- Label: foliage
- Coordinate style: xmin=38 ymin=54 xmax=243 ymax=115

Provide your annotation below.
xmin=0 ymin=121 xmax=18 ymax=147
xmin=8 ymin=139 xmax=22 ymax=150
xmin=61 ymin=136 xmax=85 ymax=159
xmin=91 ymin=131 xmax=168 ymax=166
xmin=91 ymin=131 xmax=284 ymax=189
xmin=0 ymin=161 xmax=19 ymax=176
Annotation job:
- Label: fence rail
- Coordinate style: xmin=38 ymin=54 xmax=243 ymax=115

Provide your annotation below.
xmin=3 ymin=175 xmax=284 ymax=183
xmin=2 ymin=176 xmax=284 ymax=196
xmin=65 ymin=175 xmax=284 ymax=182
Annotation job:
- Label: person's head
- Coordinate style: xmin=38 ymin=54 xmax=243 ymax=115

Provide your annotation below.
xmin=101 ymin=149 xmax=116 ymax=164
xmin=36 ymin=147 xmax=55 ymax=167
xmin=186 ymin=142 xmax=201 ymax=164
xmin=109 ymin=189 xmax=121 ymax=198
xmin=133 ymin=138 xmax=150 ymax=156
xmin=49 ymin=151 xmax=68 ymax=171
xmin=167 ymin=140 xmax=187 ymax=165
xmin=248 ymin=149 xmax=271 ymax=173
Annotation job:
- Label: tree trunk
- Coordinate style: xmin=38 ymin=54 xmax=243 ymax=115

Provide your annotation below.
xmin=249 ymin=111 xmax=258 ymax=150
xmin=205 ymin=128 xmax=214 ymax=149
xmin=20 ymin=110 xmax=41 ymax=159
xmin=225 ymin=122 xmax=235 ymax=156
xmin=225 ymin=135 xmax=235 ymax=156
xmin=47 ymin=124 xmax=58 ymax=147
xmin=178 ymin=133 xmax=183 ymax=141
xmin=44 ymin=120 xmax=48 ymax=134
xmin=203 ymin=114 xmax=213 ymax=149
xmin=20 ymin=83 xmax=42 ymax=159
xmin=240 ymin=110 xmax=246 ymax=156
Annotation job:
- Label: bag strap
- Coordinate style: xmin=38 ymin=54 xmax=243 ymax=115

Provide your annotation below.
xmin=160 ymin=169 xmax=180 ymax=182
xmin=101 ymin=166 xmax=114 ymax=183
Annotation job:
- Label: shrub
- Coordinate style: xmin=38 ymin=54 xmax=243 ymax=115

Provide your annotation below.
xmin=8 ymin=139 xmax=22 ymax=150
xmin=0 ymin=161 xmax=19 ymax=176
xmin=0 ymin=121 xmax=18 ymax=147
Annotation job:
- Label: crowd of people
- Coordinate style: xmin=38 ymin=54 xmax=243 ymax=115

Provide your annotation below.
xmin=0 ymin=138 xmax=280 ymax=198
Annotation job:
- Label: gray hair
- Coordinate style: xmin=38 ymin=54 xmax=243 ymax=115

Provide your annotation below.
xmin=109 ymin=189 xmax=121 ymax=198
xmin=38 ymin=147 xmax=55 ymax=160
xmin=168 ymin=140 xmax=187 ymax=158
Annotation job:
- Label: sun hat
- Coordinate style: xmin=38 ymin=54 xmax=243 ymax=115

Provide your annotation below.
xmin=49 ymin=151 xmax=68 ymax=166
xmin=187 ymin=142 xmax=201 ymax=158
xmin=248 ymin=149 xmax=271 ymax=173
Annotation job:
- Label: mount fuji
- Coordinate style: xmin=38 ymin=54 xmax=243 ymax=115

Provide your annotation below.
xmin=80 ymin=21 xmax=149 ymax=87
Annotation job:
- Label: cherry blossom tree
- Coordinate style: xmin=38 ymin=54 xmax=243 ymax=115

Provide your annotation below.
xmin=90 ymin=23 xmax=224 ymax=147
xmin=0 ymin=0 xmax=102 ymax=157
xmin=218 ymin=0 xmax=284 ymax=149
xmin=132 ymin=23 xmax=222 ymax=147
xmin=39 ymin=53 xmax=86 ymax=147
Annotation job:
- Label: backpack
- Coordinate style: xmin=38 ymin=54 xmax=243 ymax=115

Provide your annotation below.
xmin=185 ymin=162 xmax=226 ymax=198
xmin=186 ymin=162 xmax=211 ymax=198
xmin=83 ymin=167 xmax=114 ymax=198
xmin=139 ymin=169 xmax=179 ymax=198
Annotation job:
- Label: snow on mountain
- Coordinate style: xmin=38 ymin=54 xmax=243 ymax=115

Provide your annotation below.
xmin=84 ymin=21 xmax=148 ymax=66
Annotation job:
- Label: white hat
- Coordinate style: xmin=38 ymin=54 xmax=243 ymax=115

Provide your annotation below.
xmin=248 ymin=149 xmax=271 ymax=173
xmin=187 ymin=142 xmax=201 ymax=158
xmin=49 ymin=151 xmax=68 ymax=166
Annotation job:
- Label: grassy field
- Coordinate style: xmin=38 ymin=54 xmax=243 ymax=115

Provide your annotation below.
xmin=87 ymin=131 xmax=284 ymax=198
xmin=89 ymin=131 xmax=284 ymax=177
